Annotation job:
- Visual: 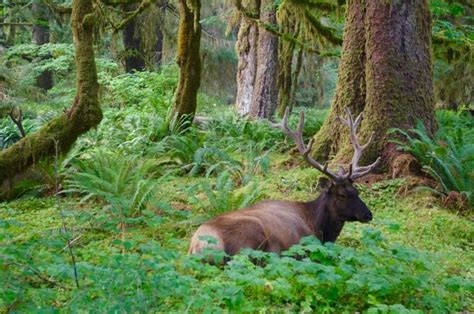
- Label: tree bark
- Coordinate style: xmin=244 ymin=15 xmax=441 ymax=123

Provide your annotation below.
xmin=153 ymin=0 xmax=166 ymax=68
xmin=276 ymin=7 xmax=297 ymax=117
xmin=171 ymin=0 xmax=201 ymax=125
xmin=0 ymin=0 xmax=5 ymax=47
xmin=249 ymin=0 xmax=278 ymax=119
xmin=313 ymin=0 xmax=436 ymax=166
xmin=122 ymin=3 xmax=146 ymax=72
xmin=235 ymin=0 xmax=259 ymax=116
xmin=6 ymin=8 xmax=16 ymax=46
xmin=0 ymin=0 xmax=102 ymax=182
xmin=32 ymin=3 xmax=54 ymax=90
xmin=312 ymin=0 xmax=366 ymax=161
xmin=358 ymin=0 xmax=436 ymax=162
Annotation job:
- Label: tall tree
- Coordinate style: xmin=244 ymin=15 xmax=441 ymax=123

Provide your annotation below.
xmin=122 ymin=3 xmax=146 ymax=72
xmin=311 ymin=0 xmax=366 ymax=161
xmin=152 ymin=0 xmax=167 ymax=68
xmin=235 ymin=0 xmax=278 ymax=119
xmin=171 ymin=0 xmax=201 ymax=125
xmin=0 ymin=0 xmax=5 ymax=47
xmin=312 ymin=0 xmax=436 ymax=166
xmin=6 ymin=7 xmax=16 ymax=46
xmin=32 ymin=2 xmax=53 ymax=90
xmin=235 ymin=0 xmax=259 ymax=116
xmin=0 ymin=0 xmax=102 ymax=182
xmin=248 ymin=0 xmax=278 ymax=119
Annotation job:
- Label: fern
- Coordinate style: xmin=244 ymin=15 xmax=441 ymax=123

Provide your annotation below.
xmin=188 ymin=171 xmax=265 ymax=216
xmin=390 ymin=111 xmax=473 ymax=208
xmin=64 ymin=149 xmax=164 ymax=218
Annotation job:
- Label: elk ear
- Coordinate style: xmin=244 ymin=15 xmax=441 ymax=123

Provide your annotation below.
xmin=318 ymin=177 xmax=332 ymax=190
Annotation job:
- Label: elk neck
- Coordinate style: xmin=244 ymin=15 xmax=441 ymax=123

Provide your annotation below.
xmin=303 ymin=191 xmax=345 ymax=243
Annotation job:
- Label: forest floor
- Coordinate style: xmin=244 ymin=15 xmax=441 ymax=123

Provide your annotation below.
xmin=1 ymin=92 xmax=473 ymax=311
xmin=1 ymin=152 xmax=473 ymax=311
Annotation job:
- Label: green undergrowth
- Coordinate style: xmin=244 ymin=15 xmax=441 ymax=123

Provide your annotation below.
xmin=1 ymin=168 xmax=473 ymax=312
xmin=1 ymin=69 xmax=473 ymax=312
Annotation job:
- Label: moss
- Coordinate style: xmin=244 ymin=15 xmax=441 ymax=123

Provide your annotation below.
xmin=171 ymin=0 xmax=202 ymax=126
xmin=312 ymin=0 xmax=367 ymax=162
xmin=276 ymin=6 xmax=297 ymax=117
xmin=0 ymin=0 xmax=102 ymax=182
xmin=314 ymin=0 xmax=436 ymax=169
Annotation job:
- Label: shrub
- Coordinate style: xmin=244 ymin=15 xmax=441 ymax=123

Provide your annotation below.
xmin=102 ymin=65 xmax=178 ymax=112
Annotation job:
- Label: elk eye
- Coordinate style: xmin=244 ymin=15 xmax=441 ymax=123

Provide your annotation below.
xmin=338 ymin=193 xmax=347 ymax=199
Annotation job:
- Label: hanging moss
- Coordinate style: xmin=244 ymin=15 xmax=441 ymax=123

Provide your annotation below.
xmin=0 ymin=0 xmax=102 ymax=182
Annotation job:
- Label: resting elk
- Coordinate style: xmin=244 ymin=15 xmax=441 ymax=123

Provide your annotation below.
xmin=188 ymin=107 xmax=381 ymax=257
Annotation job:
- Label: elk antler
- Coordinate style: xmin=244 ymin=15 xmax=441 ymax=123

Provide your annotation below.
xmin=338 ymin=106 xmax=381 ymax=180
xmin=270 ymin=107 xmax=340 ymax=182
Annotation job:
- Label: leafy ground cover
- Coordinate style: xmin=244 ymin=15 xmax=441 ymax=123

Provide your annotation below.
xmin=1 ymin=70 xmax=473 ymax=312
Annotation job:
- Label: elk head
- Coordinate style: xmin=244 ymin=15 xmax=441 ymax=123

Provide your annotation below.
xmin=270 ymin=107 xmax=381 ymax=225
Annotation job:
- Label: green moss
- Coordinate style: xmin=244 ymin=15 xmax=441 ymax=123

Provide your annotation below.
xmin=0 ymin=0 xmax=102 ymax=183
xmin=171 ymin=0 xmax=202 ymax=127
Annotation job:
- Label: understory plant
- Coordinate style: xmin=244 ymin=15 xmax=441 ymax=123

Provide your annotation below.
xmin=1 ymin=223 xmax=471 ymax=312
xmin=64 ymin=149 xmax=164 ymax=219
xmin=390 ymin=110 xmax=473 ymax=210
xmin=187 ymin=171 xmax=266 ymax=216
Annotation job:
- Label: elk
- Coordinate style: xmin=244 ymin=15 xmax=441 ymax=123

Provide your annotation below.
xmin=188 ymin=107 xmax=381 ymax=256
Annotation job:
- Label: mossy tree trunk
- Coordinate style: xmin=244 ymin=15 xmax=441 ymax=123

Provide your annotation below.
xmin=0 ymin=0 xmax=5 ymax=47
xmin=276 ymin=7 xmax=298 ymax=117
xmin=6 ymin=8 xmax=16 ymax=46
xmin=171 ymin=0 xmax=201 ymax=125
xmin=313 ymin=0 xmax=436 ymax=166
xmin=235 ymin=0 xmax=259 ymax=116
xmin=32 ymin=2 xmax=53 ymax=90
xmin=0 ymin=0 xmax=102 ymax=182
xmin=249 ymin=0 xmax=278 ymax=119
xmin=312 ymin=0 xmax=367 ymax=161
xmin=154 ymin=0 xmax=167 ymax=68
xmin=122 ymin=3 xmax=146 ymax=72
xmin=357 ymin=0 xmax=436 ymax=162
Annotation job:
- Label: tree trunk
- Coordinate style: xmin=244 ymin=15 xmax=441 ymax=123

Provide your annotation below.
xmin=248 ymin=0 xmax=278 ymax=119
xmin=123 ymin=3 xmax=146 ymax=72
xmin=312 ymin=0 xmax=367 ymax=161
xmin=154 ymin=0 xmax=166 ymax=68
xmin=6 ymin=8 xmax=16 ymax=46
xmin=312 ymin=0 xmax=436 ymax=167
xmin=171 ymin=0 xmax=201 ymax=125
xmin=32 ymin=3 xmax=53 ymax=90
xmin=235 ymin=0 xmax=259 ymax=116
xmin=276 ymin=11 xmax=297 ymax=117
xmin=0 ymin=0 xmax=102 ymax=182
xmin=357 ymin=0 xmax=436 ymax=162
xmin=0 ymin=0 xmax=5 ymax=47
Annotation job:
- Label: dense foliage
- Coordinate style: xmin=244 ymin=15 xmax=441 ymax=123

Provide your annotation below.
xmin=1 ymin=0 xmax=473 ymax=312
xmin=0 ymin=69 xmax=473 ymax=311
xmin=391 ymin=110 xmax=474 ymax=210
